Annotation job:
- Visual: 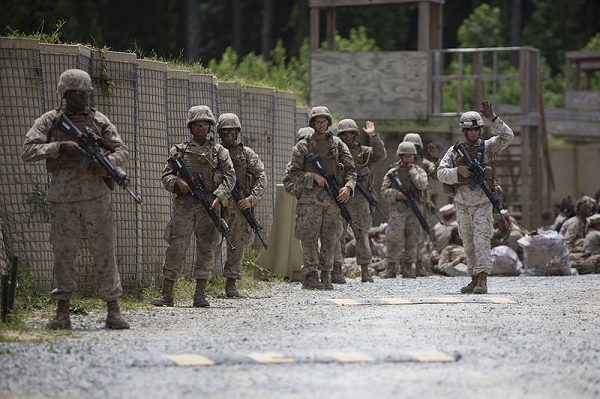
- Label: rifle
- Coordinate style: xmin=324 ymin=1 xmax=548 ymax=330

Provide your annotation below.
xmin=57 ymin=114 xmax=143 ymax=204
xmin=168 ymin=152 xmax=235 ymax=251
xmin=389 ymin=172 xmax=435 ymax=242
xmin=454 ymin=142 xmax=509 ymax=228
xmin=355 ymin=181 xmax=387 ymax=221
xmin=306 ymin=153 xmax=361 ymax=236
xmin=231 ymin=182 xmax=268 ymax=249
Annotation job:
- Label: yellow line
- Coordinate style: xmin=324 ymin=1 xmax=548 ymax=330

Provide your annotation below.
xmin=381 ymin=298 xmax=413 ymax=305
xmin=406 ymin=350 xmax=455 ymax=363
xmin=165 ymin=354 xmax=215 ymax=366
xmin=429 ymin=297 xmax=464 ymax=304
xmin=326 ymin=351 xmax=375 ymax=363
xmin=246 ymin=352 xmax=296 ymax=364
xmin=330 ymin=298 xmax=362 ymax=306
xmin=488 ymin=297 xmax=516 ymax=304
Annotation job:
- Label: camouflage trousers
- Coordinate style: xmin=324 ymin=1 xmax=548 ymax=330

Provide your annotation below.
xmin=342 ymin=201 xmax=373 ymax=265
xmin=223 ymin=205 xmax=254 ymax=279
xmin=385 ymin=208 xmax=420 ymax=264
xmin=456 ymin=202 xmax=494 ymax=275
xmin=163 ymin=197 xmax=219 ymax=280
xmin=295 ymin=203 xmax=341 ymax=274
xmin=571 ymin=253 xmax=600 ymax=274
xmin=49 ymin=195 xmax=122 ymax=301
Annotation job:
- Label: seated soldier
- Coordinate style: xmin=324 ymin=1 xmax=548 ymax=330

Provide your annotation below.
xmin=560 ymin=196 xmax=597 ymax=251
xmin=434 ymin=227 xmax=468 ymax=277
xmin=491 ymin=210 xmax=524 ymax=259
xmin=570 ymin=214 xmax=600 ymax=274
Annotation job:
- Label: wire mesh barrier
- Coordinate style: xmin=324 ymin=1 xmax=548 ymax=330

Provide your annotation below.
xmin=0 ymin=38 xmax=299 ymax=293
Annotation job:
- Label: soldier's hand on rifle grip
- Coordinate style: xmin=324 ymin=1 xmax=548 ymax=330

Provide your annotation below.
xmin=480 ymin=101 xmax=496 ymax=120
xmin=237 ymin=197 xmax=252 ymax=210
xmin=175 ymin=178 xmax=192 ymax=194
xmin=314 ymin=173 xmax=327 ymax=187
xmin=211 ymin=197 xmax=221 ymax=212
xmin=59 ymin=141 xmax=85 ymax=158
xmin=395 ymin=191 xmax=407 ymax=201
xmin=457 ymin=165 xmax=471 ymax=178
xmin=337 ymin=186 xmax=351 ymax=203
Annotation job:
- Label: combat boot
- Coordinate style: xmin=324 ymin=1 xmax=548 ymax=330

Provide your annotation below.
xmin=320 ymin=271 xmax=334 ymax=290
xmin=105 ymin=301 xmax=130 ymax=330
xmin=460 ymin=275 xmax=477 ymax=294
xmin=302 ymin=271 xmax=326 ymax=290
xmin=415 ymin=261 xmax=430 ymax=277
xmin=401 ymin=262 xmax=416 ymax=279
xmin=46 ymin=299 xmax=71 ymax=330
xmin=382 ymin=262 xmax=397 ymax=279
xmin=361 ymin=264 xmax=374 ymax=282
xmin=225 ymin=278 xmax=241 ymax=298
xmin=331 ymin=263 xmax=346 ymax=284
xmin=193 ymin=279 xmax=210 ymax=307
xmin=150 ymin=278 xmax=175 ymax=307
xmin=473 ymin=272 xmax=488 ymax=294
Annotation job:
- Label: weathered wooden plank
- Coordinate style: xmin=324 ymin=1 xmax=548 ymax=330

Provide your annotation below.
xmin=310 ymin=51 xmax=428 ymax=119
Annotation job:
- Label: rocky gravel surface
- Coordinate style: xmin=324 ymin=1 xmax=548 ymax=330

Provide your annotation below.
xmin=1 ymin=274 xmax=599 ymax=399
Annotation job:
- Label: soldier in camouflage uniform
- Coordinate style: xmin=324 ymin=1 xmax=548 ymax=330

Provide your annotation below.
xmin=437 ymin=102 xmax=514 ymax=294
xmin=381 ymin=142 xmax=429 ymax=278
xmin=151 ymin=106 xmax=235 ymax=308
xmin=217 ymin=113 xmax=266 ymax=298
xmin=284 ymin=106 xmax=356 ymax=290
xmin=334 ymin=119 xmax=386 ymax=283
xmin=402 ymin=133 xmax=438 ymax=277
xmin=22 ymin=69 xmax=130 ymax=330
xmin=559 ymin=196 xmax=597 ymax=250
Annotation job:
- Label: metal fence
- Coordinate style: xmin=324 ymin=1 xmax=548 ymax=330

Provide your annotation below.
xmin=0 ymin=37 xmax=301 ymax=293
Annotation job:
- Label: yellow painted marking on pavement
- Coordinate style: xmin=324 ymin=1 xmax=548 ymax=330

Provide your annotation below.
xmin=326 ymin=351 xmax=375 ymax=363
xmin=165 ymin=354 xmax=215 ymax=366
xmin=407 ymin=351 xmax=455 ymax=363
xmin=246 ymin=352 xmax=296 ymax=364
xmin=381 ymin=297 xmax=413 ymax=305
xmin=330 ymin=298 xmax=362 ymax=306
xmin=429 ymin=297 xmax=464 ymax=304
xmin=488 ymin=297 xmax=516 ymax=304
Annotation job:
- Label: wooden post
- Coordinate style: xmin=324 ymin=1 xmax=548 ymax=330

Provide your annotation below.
xmin=418 ymin=1 xmax=431 ymax=50
xmin=473 ymin=52 xmax=484 ymax=106
xmin=326 ymin=8 xmax=336 ymax=50
xmin=310 ymin=7 xmax=320 ymax=51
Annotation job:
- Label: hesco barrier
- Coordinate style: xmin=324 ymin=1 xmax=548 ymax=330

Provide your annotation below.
xmin=0 ymin=38 xmax=305 ymax=293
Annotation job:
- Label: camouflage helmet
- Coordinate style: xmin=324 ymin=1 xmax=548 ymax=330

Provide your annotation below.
xmin=296 ymin=127 xmax=314 ymax=142
xmin=459 ymin=111 xmax=484 ymax=130
xmin=308 ymin=106 xmax=332 ymax=128
xmin=186 ymin=105 xmax=216 ymax=128
xmin=396 ymin=141 xmax=417 ymax=157
xmin=337 ymin=119 xmax=359 ymax=135
xmin=217 ymin=113 xmax=241 ymax=131
xmin=402 ymin=133 xmax=423 ymax=149
xmin=57 ymin=69 xmax=94 ymax=98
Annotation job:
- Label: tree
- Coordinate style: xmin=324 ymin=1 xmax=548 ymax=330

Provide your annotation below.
xmin=457 ymin=4 xmax=505 ymax=48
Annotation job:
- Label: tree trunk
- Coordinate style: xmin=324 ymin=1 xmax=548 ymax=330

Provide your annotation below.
xmin=261 ymin=0 xmax=274 ymax=59
xmin=510 ymin=0 xmax=522 ymax=46
xmin=184 ymin=0 xmax=201 ymax=62
xmin=232 ymin=0 xmax=241 ymax=54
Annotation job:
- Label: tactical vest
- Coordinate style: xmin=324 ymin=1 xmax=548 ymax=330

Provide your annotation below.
xmin=304 ymin=133 xmax=340 ymax=177
xmin=175 ymin=139 xmax=222 ymax=192
xmin=454 ymin=140 xmax=497 ymax=190
xmin=46 ymin=108 xmax=103 ymax=172
xmin=396 ymin=164 xmax=422 ymax=201
xmin=227 ymin=143 xmax=253 ymax=195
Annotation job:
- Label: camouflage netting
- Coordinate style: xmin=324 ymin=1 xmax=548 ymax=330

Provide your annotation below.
xmin=0 ymin=38 xmax=301 ymax=294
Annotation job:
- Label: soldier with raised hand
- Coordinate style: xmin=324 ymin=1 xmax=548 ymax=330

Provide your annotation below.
xmin=335 ymin=119 xmax=387 ymax=283
xmin=381 ymin=142 xmax=429 ymax=278
xmin=437 ymin=101 xmax=514 ymax=294
xmin=22 ymin=69 xmax=130 ymax=330
xmin=217 ymin=113 xmax=266 ymax=298
xmin=284 ymin=106 xmax=356 ymax=290
xmin=151 ymin=105 xmax=235 ymax=308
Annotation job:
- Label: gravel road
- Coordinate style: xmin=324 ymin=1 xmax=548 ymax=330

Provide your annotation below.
xmin=1 ymin=274 xmax=599 ymax=399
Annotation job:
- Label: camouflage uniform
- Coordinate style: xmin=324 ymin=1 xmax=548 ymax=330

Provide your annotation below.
xmin=285 ymin=121 xmax=356 ymax=288
xmin=22 ymin=102 xmax=127 ymax=302
xmin=434 ymin=244 xmax=468 ymax=276
xmin=571 ymin=217 xmax=600 ymax=274
xmin=437 ymin=107 xmax=513 ymax=293
xmin=219 ymin=114 xmax=267 ymax=282
xmin=334 ymin=119 xmax=386 ymax=282
xmin=161 ymin=138 xmax=235 ymax=281
xmin=381 ymin=143 xmax=429 ymax=277
xmin=22 ymin=68 xmax=130 ymax=329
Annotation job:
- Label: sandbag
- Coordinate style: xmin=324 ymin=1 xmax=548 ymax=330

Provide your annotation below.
xmin=491 ymin=245 xmax=522 ymax=276
xmin=517 ymin=230 xmax=574 ymax=276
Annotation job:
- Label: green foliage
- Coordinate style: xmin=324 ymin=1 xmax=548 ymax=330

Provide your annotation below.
xmin=457 ymin=4 xmax=505 ymax=48
xmin=24 ymin=184 xmax=51 ymax=223
xmin=331 ymin=26 xmax=380 ymax=52
xmin=583 ymin=33 xmax=600 ymax=50
xmin=6 ymin=20 xmax=66 ymax=44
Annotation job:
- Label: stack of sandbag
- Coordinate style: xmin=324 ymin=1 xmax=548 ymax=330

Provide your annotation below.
xmin=491 ymin=245 xmax=522 ymax=276
xmin=517 ymin=230 xmax=575 ymax=276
